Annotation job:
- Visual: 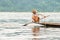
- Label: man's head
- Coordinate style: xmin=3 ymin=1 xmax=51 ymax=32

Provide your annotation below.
xmin=32 ymin=9 xmax=37 ymax=14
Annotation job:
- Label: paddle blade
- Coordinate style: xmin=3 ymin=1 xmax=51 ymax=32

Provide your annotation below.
xmin=23 ymin=24 xmax=27 ymax=26
xmin=23 ymin=22 xmax=32 ymax=26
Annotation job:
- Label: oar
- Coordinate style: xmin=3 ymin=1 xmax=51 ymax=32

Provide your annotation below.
xmin=23 ymin=15 xmax=50 ymax=26
xmin=23 ymin=22 xmax=33 ymax=26
xmin=40 ymin=15 xmax=50 ymax=20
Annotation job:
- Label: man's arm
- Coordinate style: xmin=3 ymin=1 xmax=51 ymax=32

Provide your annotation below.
xmin=38 ymin=14 xmax=45 ymax=16
xmin=38 ymin=14 xmax=49 ymax=18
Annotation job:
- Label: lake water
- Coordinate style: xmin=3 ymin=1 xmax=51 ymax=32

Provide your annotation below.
xmin=0 ymin=12 xmax=60 ymax=40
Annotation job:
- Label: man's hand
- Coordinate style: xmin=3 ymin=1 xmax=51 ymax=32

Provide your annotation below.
xmin=44 ymin=15 xmax=50 ymax=18
xmin=44 ymin=16 xmax=47 ymax=18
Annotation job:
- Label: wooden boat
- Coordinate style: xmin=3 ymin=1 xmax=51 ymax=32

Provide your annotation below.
xmin=23 ymin=22 xmax=60 ymax=27
xmin=40 ymin=22 xmax=60 ymax=27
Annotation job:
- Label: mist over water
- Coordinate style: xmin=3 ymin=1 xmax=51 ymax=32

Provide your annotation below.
xmin=0 ymin=12 xmax=60 ymax=23
xmin=0 ymin=12 xmax=60 ymax=40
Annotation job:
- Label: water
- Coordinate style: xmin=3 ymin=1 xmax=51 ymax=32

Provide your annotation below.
xmin=0 ymin=12 xmax=60 ymax=40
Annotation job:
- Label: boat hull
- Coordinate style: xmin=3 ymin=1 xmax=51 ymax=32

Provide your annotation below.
xmin=40 ymin=22 xmax=60 ymax=28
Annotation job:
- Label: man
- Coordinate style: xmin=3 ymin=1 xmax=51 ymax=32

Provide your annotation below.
xmin=32 ymin=9 xmax=46 ymax=23
xmin=32 ymin=9 xmax=46 ymax=36
xmin=32 ymin=10 xmax=39 ymax=23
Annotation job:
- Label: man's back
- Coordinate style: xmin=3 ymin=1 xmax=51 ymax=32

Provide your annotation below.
xmin=32 ymin=14 xmax=40 ymax=23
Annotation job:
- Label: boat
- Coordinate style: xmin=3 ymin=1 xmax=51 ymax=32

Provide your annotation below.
xmin=23 ymin=22 xmax=60 ymax=27
xmin=26 ymin=23 xmax=44 ymax=27
xmin=40 ymin=22 xmax=60 ymax=27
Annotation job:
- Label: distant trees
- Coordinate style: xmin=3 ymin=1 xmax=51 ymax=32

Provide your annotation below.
xmin=0 ymin=0 xmax=60 ymax=12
